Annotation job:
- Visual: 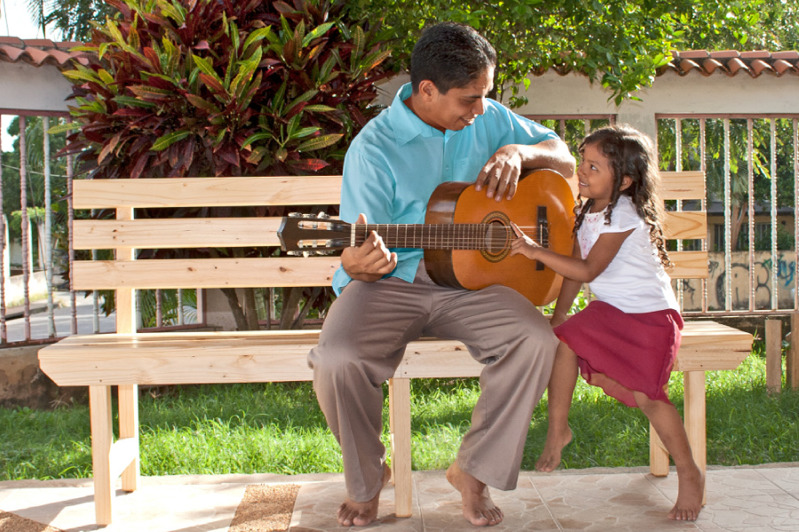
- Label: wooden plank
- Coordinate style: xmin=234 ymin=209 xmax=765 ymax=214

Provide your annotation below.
xmin=73 ymin=176 xmax=342 ymax=209
xmin=791 ymin=313 xmax=799 ymax=390
xmin=683 ymin=371 xmax=707 ymax=505
xmin=39 ymin=320 xmax=752 ymax=386
xmin=118 ymin=385 xmax=140 ymax=491
xmin=660 ymin=171 xmax=705 ymax=200
xmin=674 ymin=322 xmax=752 ymax=371
xmin=89 ymin=386 xmax=114 ymax=525
xmin=74 ymin=218 xmax=284 ymax=249
xmin=71 ymin=257 xmax=339 ymax=290
xmin=766 ymin=319 xmax=782 ymax=393
xmin=663 ymin=211 xmax=707 ymax=240
xmin=649 ymin=424 xmax=669 ymax=476
xmin=388 ymin=378 xmax=413 ymax=518
xmin=668 ymin=251 xmax=709 ymax=280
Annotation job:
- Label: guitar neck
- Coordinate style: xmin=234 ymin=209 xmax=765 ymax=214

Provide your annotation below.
xmin=354 ymin=223 xmax=517 ymax=250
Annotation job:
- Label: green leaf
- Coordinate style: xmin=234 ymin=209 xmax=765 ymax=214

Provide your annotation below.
xmin=297 ymin=133 xmax=343 ymax=152
xmin=241 ymin=132 xmax=275 ymax=149
xmin=113 ymin=95 xmax=157 ymax=108
xmin=151 ymin=130 xmax=192 ymax=152
xmin=242 ymin=27 xmax=273 ymax=51
xmin=302 ymin=22 xmax=335 ymax=47
xmin=47 ymin=122 xmax=80 ymax=135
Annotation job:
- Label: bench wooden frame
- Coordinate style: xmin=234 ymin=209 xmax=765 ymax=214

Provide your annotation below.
xmin=38 ymin=171 xmax=753 ymax=525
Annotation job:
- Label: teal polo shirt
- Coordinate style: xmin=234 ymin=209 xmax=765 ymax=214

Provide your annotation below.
xmin=332 ymin=82 xmax=559 ymax=294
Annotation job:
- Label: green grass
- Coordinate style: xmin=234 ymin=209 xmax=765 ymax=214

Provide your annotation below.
xmin=1 ymin=353 xmax=798 ymax=481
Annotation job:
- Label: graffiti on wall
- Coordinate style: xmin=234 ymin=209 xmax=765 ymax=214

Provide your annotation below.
xmin=679 ymin=251 xmax=796 ymax=312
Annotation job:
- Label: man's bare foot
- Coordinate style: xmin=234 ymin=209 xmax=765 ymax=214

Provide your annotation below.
xmin=668 ymin=465 xmax=704 ymax=521
xmin=336 ymin=463 xmax=391 ymax=527
xmin=446 ymin=462 xmax=503 ymax=526
xmin=535 ymin=426 xmax=572 ymax=472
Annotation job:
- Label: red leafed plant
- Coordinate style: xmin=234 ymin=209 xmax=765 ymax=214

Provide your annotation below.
xmin=61 ymin=0 xmax=391 ymax=178
xmin=59 ymin=0 xmax=393 ymax=329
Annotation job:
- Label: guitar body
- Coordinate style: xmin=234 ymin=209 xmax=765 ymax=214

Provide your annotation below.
xmin=425 ymin=169 xmax=575 ymax=306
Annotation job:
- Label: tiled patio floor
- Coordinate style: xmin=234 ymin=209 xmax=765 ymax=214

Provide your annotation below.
xmin=1 ymin=463 xmax=797 ymax=531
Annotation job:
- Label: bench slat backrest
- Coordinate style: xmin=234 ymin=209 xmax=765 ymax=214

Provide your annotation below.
xmin=72 ymin=176 xmax=344 ymax=292
xmin=659 ymin=171 xmax=708 ymax=280
xmin=71 ymin=170 xmax=709 ymax=293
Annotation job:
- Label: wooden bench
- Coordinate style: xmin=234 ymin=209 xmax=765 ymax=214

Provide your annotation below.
xmin=38 ymin=171 xmax=753 ymax=525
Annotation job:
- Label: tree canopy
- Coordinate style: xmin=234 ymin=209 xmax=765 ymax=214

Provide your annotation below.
xmin=32 ymin=0 xmax=793 ymax=107
xmin=350 ymin=0 xmax=773 ymax=106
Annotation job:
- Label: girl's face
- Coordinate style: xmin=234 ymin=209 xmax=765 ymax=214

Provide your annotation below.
xmin=577 ymin=142 xmax=616 ymax=212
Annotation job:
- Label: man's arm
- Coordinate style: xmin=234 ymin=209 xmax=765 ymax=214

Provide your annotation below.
xmin=476 ymin=139 xmax=576 ymax=201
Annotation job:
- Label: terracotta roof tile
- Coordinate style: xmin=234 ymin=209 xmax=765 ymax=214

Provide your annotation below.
xmin=0 ymin=38 xmax=797 ymax=82
xmin=0 ymin=38 xmax=89 ymax=69
xmin=662 ymin=50 xmax=799 ymax=78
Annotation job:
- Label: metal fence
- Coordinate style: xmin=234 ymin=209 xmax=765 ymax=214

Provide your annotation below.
xmin=1 ymin=111 xmax=797 ymax=345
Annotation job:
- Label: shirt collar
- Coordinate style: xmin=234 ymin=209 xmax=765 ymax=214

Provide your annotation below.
xmin=388 ymin=83 xmax=443 ymax=145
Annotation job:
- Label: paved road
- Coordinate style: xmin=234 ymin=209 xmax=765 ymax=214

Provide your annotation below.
xmin=2 ymin=292 xmax=116 ymax=344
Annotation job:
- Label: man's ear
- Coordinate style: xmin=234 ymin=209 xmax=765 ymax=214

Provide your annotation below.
xmin=620 ymin=175 xmax=633 ymax=191
xmin=418 ymin=79 xmax=438 ymax=101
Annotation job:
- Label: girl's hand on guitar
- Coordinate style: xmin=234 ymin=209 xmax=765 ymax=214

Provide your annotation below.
xmin=475 ymin=145 xmax=523 ymax=202
xmin=341 ymin=213 xmax=398 ymax=282
xmin=509 ymin=221 xmax=542 ymax=260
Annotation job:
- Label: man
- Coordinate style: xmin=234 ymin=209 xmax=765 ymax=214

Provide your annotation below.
xmin=308 ymin=22 xmax=576 ymax=527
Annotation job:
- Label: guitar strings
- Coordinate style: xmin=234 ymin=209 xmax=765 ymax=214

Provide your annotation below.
xmin=353 ymin=224 xmax=550 ymax=249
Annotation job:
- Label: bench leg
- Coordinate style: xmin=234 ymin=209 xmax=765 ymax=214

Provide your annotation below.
xmin=89 ymin=385 xmax=114 ymax=525
xmin=388 ymin=378 xmax=413 ymax=518
xmin=119 ymin=384 xmax=140 ymax=492
xmin=649 ymin=423 xmax=670 ymax=477
xmin=683 ymin=370 xmax=707 ymax=504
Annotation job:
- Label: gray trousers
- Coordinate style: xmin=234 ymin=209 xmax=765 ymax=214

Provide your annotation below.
xmin=308 ymin=262 xmax=557 ymax=502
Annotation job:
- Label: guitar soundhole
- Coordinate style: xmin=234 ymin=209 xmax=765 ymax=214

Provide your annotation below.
xmin=481 ymin=212 xmax=511 ymax=263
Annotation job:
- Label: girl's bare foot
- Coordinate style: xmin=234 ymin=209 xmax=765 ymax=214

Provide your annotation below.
xmin=336 ymin=463 xmax=391 ymax=526
xmin=668 ymin=465 xmax=704 ymax=521
xmin=446 ymin=462 xmax=503 ymax=526
xmin=535 ymin=426 xmax=572 ymax=472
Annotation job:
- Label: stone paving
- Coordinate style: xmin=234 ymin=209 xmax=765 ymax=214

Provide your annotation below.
xmin=1 ymin=464 xmax=797 ymax=531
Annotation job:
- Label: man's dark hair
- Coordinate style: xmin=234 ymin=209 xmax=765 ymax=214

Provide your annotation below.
xmin=410 ymin=22 xmax=497 ymax=94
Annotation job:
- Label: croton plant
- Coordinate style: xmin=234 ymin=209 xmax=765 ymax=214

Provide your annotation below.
xmin=62 ymin=0 xmax=392 ymax=178
xmin=59 ymin=0 xmax=393 ymax=329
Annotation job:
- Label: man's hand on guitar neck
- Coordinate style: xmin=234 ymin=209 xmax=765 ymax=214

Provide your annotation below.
xmin=341 ymin=213 xmax=398 ymax=282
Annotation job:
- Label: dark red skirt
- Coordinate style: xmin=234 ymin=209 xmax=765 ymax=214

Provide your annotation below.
xmin=553 ymin=300 xmax=684 ymax=407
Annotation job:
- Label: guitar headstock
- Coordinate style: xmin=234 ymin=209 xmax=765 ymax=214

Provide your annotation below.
xmin=278 ymin=212 xmax=352 ymax=255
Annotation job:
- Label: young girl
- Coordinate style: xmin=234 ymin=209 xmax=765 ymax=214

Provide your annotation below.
xmin=510 ymin=125 xmax=704 ymax=521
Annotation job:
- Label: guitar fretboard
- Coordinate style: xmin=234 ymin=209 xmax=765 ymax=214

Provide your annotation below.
xmin=353 ymin=223 xmax=544 ymax=250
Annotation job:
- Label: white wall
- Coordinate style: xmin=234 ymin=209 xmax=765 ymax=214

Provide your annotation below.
xmin=376 ymin=69 xmax=798 ymax=140
xmin=0 ymin=62 xmax=73 ymax=113
xmin=517 ymin=70 xmax=799 ymax=139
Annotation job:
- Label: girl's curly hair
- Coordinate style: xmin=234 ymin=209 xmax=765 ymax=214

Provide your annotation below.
xmin=573 ymin=125 xmax=671 ymax=267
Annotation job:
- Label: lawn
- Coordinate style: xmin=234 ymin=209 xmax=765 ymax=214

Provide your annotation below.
xmin=1 ymin=349 xmax=797 ymax=481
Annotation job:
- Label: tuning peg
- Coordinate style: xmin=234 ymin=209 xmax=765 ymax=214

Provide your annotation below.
xmin=288 ymin=212 xmax=301 ymax=218
xmin=316 ymin=211 xmax=330 ymax=219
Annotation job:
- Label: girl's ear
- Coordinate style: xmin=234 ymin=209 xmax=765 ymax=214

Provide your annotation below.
xmin=619 ymin=175 xmax=633 ymax=192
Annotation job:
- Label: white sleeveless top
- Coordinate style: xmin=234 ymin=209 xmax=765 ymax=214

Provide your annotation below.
xmin=577 ymin=195 xmax=679 ymax=314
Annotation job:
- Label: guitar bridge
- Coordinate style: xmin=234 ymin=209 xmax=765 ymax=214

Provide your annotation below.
xmin=536 ymin=205 xmax=547 ymax=271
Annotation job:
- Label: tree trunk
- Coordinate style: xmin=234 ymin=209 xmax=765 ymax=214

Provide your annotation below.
xmin=220 ymin=287 xmax=249 ymax=330
xmin=280 ymin=287 xmax=303 ymax=330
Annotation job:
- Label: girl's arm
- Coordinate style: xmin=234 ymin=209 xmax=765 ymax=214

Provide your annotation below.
xmin=549 ymin=242 xmax=583 ymax=326
xmin=510 ymin=222 xmax=633 ymax=283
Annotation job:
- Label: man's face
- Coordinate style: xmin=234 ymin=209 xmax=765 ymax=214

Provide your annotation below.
xmin=424 ymin=67 xmax=494 ymax=132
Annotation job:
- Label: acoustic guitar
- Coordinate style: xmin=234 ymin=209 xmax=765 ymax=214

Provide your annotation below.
xmin=278 ymin=169 xmax=576 ymax=306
